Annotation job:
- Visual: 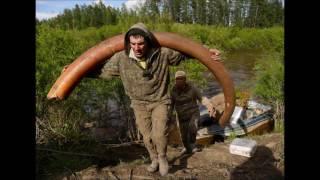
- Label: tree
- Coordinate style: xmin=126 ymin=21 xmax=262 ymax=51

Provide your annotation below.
xmin=161 ymin=0 xmax=171 ymax=18
xmin=73 ymin=4 xmax=82 ymax=29
xmin=230 ymin=0 xmax=249 ymax=27
xmin=92 ymin=1 xmax=106 ymax=27
xmin=38 ymin=0 xmax=283 ymax=28
xmin=62 ymin=9 xmax=73 ymax=29
xmin=171 ymin=0 xmax=182 ymax=22
xmin=190 ymin=0 xmax=197 ymax=23
xmin=180 ymin=0 xmax=190 ymax=23
xmin=207 ymin=0 xmax=216 ymax=25
xmin=149 ymin=0 xmax=160 ymax=17
xmin=245 ymin=0 xmax=273 ymax=27
xmin=268 ymin=0 xmax=284 ymax=26
xmin=80 ymin=4 xmax=89 ymax=28
xmin=213 ymin=0 xmax=230 ymax=26
xmin=197 ymin=0 xmax=207 ymax=24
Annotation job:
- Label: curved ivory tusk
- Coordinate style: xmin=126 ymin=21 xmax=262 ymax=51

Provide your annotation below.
xmin=47 ymin=32 xmax=235 ymax=127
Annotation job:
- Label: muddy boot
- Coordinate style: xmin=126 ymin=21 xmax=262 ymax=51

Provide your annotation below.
xmin=181 ymin=143 xmax=194 ymax=154
xmin=180 ymin=147 xmax=187 ymax=155
xmin=158 ymin=155 xmax=169 ymax=176
xmin=180 ymin=147 xmax=191 ymax=155
xmin=190 ymin=144 xmax=201 ymax=153
xmin=147 ymin=158 xmax=159 ymax=172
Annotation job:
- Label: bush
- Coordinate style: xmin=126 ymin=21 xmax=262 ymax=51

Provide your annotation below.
xmin=36 ymin=24 xmax=129 ymax=145
xmin=254 ymin=51 xmax=284 ymax=103
xmin=253 ymin=50 xmax=284 ymax=123
xmin=169 ymin=24 xmax=283 ymax=52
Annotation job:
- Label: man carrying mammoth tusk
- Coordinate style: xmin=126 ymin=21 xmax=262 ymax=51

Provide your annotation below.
xmin=62 ymin=22 xmax=221 ymax=176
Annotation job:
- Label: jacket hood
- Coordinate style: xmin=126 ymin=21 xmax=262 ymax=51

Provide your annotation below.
xmin=124 ymin=23 xmax=160 ymax=55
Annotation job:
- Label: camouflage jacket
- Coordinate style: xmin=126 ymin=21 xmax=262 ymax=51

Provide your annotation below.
xmin=171 ymin=82 xmax=202 ymax=118
xmin=93 ymin=23 xmax=187 ymax=105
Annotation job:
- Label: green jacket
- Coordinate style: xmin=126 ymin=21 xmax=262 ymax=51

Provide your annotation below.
xmin=171 ymin=82 xmax=202 ymax=118
xmin=94 ymin=23 xmax=187 ymax=104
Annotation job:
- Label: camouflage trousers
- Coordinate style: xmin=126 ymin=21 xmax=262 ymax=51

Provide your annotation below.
xmin=132 ymin=100 xmax=171 ymax=160
xmin=177 ymin=110 xmax=200 ymax=151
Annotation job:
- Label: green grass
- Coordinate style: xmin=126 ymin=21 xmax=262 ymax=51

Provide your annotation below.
xmin=118 ymin=156 xmax=148 ymax=167
xmin=227 ymin=132 xmax=238 ymax=141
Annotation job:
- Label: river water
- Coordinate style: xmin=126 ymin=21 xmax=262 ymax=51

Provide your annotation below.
xmin=202 ymin=49 xmax=264 ymax=97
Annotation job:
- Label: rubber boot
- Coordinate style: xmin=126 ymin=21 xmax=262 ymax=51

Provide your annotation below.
xmin=190 ymin=143 xmax=200 ymax=153
xmin=180 ymin=147 xmax=187 ymax=155
xmin=147 ymin=158 xmax=159 ymax=172
xmin=158 ymin=155 xmax=169 ymax=176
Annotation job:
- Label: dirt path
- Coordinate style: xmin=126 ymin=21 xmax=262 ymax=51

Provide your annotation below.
xmin=63 ymin=132 xmax=284 ymax=180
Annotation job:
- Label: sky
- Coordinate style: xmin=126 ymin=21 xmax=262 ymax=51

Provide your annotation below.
xmin=36 ymin=0 xmax=145 ymax=20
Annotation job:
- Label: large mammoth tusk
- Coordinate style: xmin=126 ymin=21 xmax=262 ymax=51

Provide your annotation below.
xmin=47 ymin=32 xmax=235 ymax=127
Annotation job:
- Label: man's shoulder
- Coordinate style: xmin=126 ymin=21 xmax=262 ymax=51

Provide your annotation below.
xmin=160 ymin=47 xmax=179 ymax=54
xmin=187 ymin=82 xmax=199 ymax=91
xmin=186 ymin=82 xmax=194 ymax=88
xmin=108 ymin=50 xmax=128 ymax=63
xmin=160 ymin=47 xmax=170 ymax=52
xmin=113 ymin=50 xmax=127 ymax=58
